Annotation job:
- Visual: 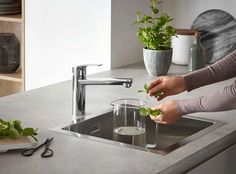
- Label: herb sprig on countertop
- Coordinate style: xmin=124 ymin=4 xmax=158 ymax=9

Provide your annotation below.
xmin=138 ymin=83 xmax=162 ymax=117
xmin=0 ymin=119 xmax=38 ymax=141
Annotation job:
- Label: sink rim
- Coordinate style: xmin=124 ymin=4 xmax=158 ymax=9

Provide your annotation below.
xmin=50 ymin=108 xmax=226 ymax=155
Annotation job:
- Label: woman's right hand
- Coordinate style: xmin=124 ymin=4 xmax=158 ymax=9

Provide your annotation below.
xmin=149 ymin=76 xmax=187 ymax=101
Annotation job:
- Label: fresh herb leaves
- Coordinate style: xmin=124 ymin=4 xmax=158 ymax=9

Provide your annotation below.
xmin=138 ymin=83 xmax=162 ymax=98
xmin=133 ymin=0 xmax=176 ymax=50
xmin=140 ymin=107 xmax=161 ymax=117
xmin=0 ymin=119 xmax=38 ymax=141
xmin=138 ymin=83 xmax=149 ymax=93
xmin=138 ymin=83 xmax=161 ymax=117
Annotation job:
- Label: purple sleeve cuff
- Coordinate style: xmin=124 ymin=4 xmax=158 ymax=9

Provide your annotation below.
xmin=176 ymin=81 xmax=236 ymax=115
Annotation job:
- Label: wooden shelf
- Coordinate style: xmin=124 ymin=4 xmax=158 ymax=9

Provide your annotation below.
xmin=0 ymin=14 xmax=22 ymax=23
xmin=0 ymin=70 xmax=23 ymax=82
xmin=0 ymin=0 xmax=25 ymax=96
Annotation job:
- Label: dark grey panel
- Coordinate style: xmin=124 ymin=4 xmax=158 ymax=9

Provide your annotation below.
xmin=191 ymin=9 xmax=236 ymax=64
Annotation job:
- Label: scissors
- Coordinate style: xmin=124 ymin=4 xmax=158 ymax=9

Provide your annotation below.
xmin=21 ymin=137 xmax=54 ymax=158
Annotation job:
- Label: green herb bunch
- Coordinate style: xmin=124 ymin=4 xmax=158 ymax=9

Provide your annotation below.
xmin=138 ymin=83 xmax=162 ymax=117
xmin=133 ymin=0 xmax=176 ymax=50
xmin=0 ymin=119 xmax=38 ymax=141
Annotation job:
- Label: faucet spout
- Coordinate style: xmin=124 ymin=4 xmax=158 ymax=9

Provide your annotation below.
xmin=78 ymin=78 xmax=132 ymax=88
xmin=72 ymin=65 xmax=132 ymax=121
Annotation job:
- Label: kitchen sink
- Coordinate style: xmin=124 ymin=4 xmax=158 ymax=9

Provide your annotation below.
xmin=52 ymin=109 xmax=225 ymax=155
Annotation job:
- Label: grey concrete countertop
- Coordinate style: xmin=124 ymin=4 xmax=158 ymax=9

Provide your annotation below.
xmin=0 ymin=63 xmax=236 ymax=174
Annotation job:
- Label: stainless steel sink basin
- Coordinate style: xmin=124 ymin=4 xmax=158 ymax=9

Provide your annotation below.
xmin=52 ymin=109 xmax=225 ymax=155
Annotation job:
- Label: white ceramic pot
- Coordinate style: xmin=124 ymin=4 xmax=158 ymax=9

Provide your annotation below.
xmin=172 ymin=29 xmax=196 ymax=65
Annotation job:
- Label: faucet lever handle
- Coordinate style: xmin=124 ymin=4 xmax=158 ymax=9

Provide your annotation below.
xmin=76 ymin=64 xmax=102 ymax=70
xmin=73 ymin=64 xmax=102 ymax=79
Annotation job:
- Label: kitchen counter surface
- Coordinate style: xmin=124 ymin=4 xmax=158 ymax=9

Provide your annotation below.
xmin=0 ymin=63 xmax=236 ymax=174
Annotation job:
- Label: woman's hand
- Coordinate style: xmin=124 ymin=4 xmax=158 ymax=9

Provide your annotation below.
xmin=150 ymin=100 xmax=182 ymax=124
xmin=148 ymin=76 xmax=187 ymax=101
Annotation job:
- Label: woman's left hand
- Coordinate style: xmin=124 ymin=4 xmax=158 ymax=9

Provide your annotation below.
xmin=150 ymin=100 xmax=183 ymax=124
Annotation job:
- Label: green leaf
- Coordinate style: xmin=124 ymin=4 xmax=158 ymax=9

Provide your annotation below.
xmin=13 ymin=120 xmax=23 ymax=133
xmin=140 ymin=107 xmax=149 ymax=117
xmin=136 ymin=11 xmax=141 ymax=17
xmin=141 ymin=30 xmax=148 ymax=40
xmin=143 ymin=15 xmax=152 ymax=21
xmin=22 ymin=128 xmax=38 ymax=141
xmin=0 ymin=119 xmax=8 ymax=130
xmin=0 ymin=129 xmax=8 ymax=137
xmin=151 ymin=6 xmax=159 ymax=14
xmin=22 ymin=128 xmax=36 ymax=136
xmin=138 ymin=90 xmax=146 ymax=93
xmin=155 ymin=91 xmax=162 ymax=97
xmin=138 ymin=83 xmax=153 ymax=101
xmin=0 ymin=119 xmax=7 ymax=125
xmin=144 ymin=83 xmax=149 ymax=92
xmin=132 ymin=21 xmax=139 ymax=25
xmin=8 ymin=127 xmax=19 ymax=139
xmin=150 ymin=109 xmax=161 ymax=117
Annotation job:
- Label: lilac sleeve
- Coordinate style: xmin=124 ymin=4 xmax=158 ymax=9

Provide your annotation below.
xmin=177 ymin=82 xmax=236 ymax=114
xmin=176 ymin=50 xmax=236 ymax=115
xmin=183 ymin=50 xmax=236 ymax=91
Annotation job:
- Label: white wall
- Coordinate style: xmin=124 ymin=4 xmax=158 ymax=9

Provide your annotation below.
xmin=163 ymin=0 xmax=236 ymax=28
xmin=25 ymin=0 xmax=111 ymax=90
xmin=25 ymin=0 xmax=150 ymax=90
xmin=111 ymin=0 xmax=150 ymax=68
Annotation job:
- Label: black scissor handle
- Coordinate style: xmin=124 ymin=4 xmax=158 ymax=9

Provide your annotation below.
xmin=41 ymin=137 xmax=54 ymax=157
xmin=21 ymin=141 xmax=45 ymax=156
xmin=21 ymin=148 xmax=36 ymax=156
xmin=41 ymin=148 xmax=53 ymax=157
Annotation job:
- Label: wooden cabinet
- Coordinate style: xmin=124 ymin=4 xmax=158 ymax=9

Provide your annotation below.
xmin=0 ymin=0 xmax=24 ymax=96
xmin=186 ymin=144 xmax=236 ymax=174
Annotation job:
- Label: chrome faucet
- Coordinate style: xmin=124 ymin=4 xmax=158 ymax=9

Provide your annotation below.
xmin=72 ymin=64 xmax=132 ymax=120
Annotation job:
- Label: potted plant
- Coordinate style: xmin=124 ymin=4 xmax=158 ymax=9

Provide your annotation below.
xmin=133 ymin=0 xmax=176 ymax=76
